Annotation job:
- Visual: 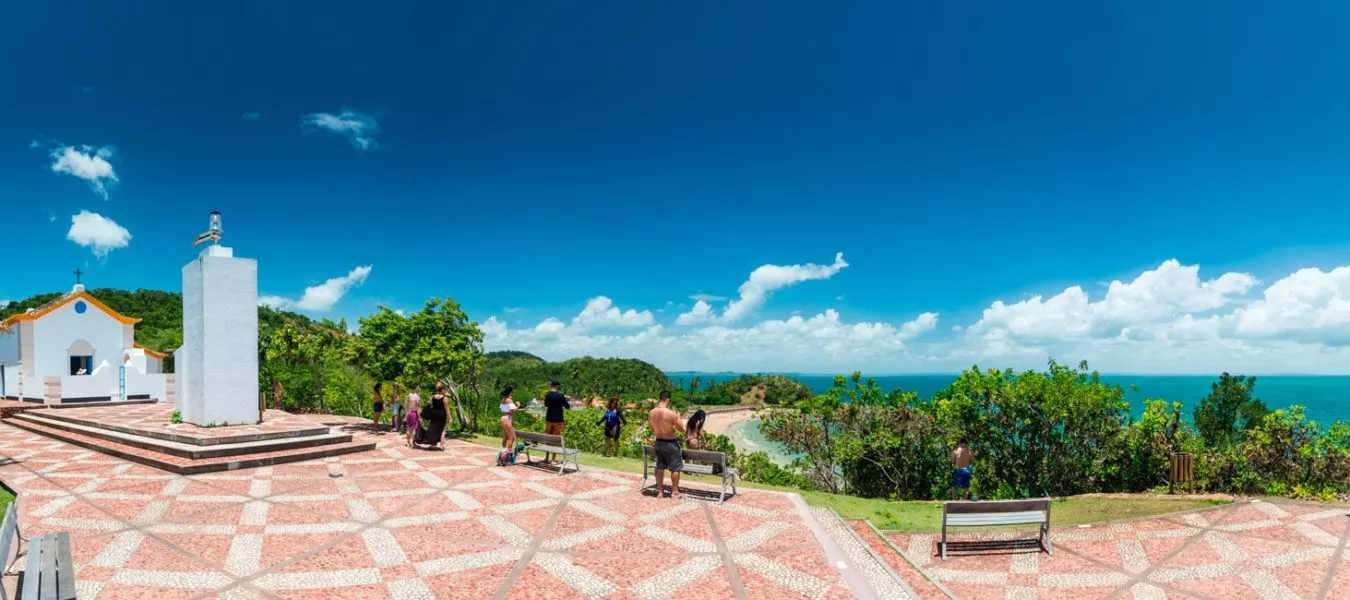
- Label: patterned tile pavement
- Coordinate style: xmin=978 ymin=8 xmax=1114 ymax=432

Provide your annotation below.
xmin=886 ymin=499 xmax=1350 ymax=599
xmin=0 ymin=421 xmax=869 ymax=599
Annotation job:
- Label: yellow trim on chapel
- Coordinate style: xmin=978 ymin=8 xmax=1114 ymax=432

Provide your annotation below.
xmin=0 ymin=291 xmax=142 ymax=328
xmin=134 ymin=343 xmax=171 ymax=360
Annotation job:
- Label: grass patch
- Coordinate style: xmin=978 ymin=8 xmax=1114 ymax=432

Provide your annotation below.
xmin=810 ymin=493 xmax=1229 ymax=531
xmin=459 ymin=434 xmax=1231 ymax=531
xmin=0 ymin=486 xmax=13 ymax=515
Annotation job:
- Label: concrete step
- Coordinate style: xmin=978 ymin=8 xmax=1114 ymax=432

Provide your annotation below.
xmin=810 ymin=506 xmax=923 ymax=599
xmin=10 ymin=412 xmax=354 ymax=460
xmin=7 ymin=416 xmax=376 ymax=475
xmin=29 ymin=408 xmax=331 ymax=446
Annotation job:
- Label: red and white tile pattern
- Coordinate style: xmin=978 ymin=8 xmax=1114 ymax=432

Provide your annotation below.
xmin=886 ymin=499 xmax=1350 ymax=599
xmin=0 ymin=423 xmax=869 ymax=599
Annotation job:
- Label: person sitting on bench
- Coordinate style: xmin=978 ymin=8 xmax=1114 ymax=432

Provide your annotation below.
xmin=647 ymin=391 xmax=686 ymax=499
xmin=685 ymin=410 xmax=706 ymax=450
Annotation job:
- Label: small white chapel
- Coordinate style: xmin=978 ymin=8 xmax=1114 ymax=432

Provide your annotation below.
xmin=0 ymin=283 xmax=172 ymax=404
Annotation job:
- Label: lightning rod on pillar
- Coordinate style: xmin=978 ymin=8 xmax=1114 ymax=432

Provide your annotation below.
xmin=192 ymin=211 xmax=223 ymax=246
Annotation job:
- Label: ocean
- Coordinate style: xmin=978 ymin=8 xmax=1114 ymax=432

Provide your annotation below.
xmin=668 ymin=373 xmax=1350 ymax=463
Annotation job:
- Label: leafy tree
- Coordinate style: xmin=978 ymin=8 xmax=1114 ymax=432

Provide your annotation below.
xmin=758 ymin=377 xmax=847 ymax=493
xmin=356 ymin=298 xmax=485 ymax=430
xmin=1194 ymin=373 xmax=1269 ymax=448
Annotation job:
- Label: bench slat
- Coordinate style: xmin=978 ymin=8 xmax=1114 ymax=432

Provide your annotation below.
xmin=517 ymin=432 xmax=565 ymax=447
xmin=39 ymin=535 xmax=57 ymax=600
xmin=0 ymin=504 xmax=17 ymax=574
xmin=21 ymin=536 xmax=40 ymax=600
xmin=946 ymin=511 xmax=1047 ymax=526
xmin=53 ymin=533 xmax=73 ymax=600
xmin=530 ymin=445 xmax=578 ymax=455
xmin=680 ymin=465 xmax=716 ymax=475
xmin=944 ymin=499 xmax=1050 ymax=514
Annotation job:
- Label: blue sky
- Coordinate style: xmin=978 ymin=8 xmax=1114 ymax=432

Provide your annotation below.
xmin=5 ymin=2 xmax=1350 ymax=374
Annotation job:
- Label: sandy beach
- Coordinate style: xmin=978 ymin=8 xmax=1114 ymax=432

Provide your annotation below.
xmin=701 ymin=407 xmax=755 ymax=436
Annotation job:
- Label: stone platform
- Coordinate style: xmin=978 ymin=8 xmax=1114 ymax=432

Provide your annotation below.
xmin=5 ymin=404 xmax=375 ymax=475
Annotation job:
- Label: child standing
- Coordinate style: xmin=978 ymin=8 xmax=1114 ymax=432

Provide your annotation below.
xmin=372 ymin=383 xmax=385 ymax=433
xmin=597 ymin=397 xmax=626 ymax=456
xmin=405 ymin=393 xmax=422 ymax=448
xmin=389 ymin=383 xmax=403 ymax=433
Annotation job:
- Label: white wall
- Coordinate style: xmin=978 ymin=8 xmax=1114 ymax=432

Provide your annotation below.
xmin=0 ymin=332 xmax=18 ymax=365
xmin=58 ymin=370 xmax=168 ymax=403
xmin=181 ymin=246 xmax=259 ymax=425
xmin=126 ymin=372 xmax=168 ymax=402
xmin=31 ymin=300 xmax=125 ymax=380
xmin=60 ymin=372 xmax=116 ymax=400
xmin=0 ymin=365 xmax=18 ymax=398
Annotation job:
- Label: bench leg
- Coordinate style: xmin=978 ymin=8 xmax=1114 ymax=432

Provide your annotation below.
xmin=1043 ymin=524 xmax=1053 ymax=555
xmin=940 ymin=523 xmax=947 ymax=560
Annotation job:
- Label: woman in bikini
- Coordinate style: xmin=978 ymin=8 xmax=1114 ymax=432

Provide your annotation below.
xmin=499 ymin=386 xmax=518 ymax=452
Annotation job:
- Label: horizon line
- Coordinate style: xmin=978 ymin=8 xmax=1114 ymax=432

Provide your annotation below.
xmin=664 ymin=370 xmax=1350 ymax=378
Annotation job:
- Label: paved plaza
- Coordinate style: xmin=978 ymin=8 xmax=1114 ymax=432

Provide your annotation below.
xmin=885 ymin=500 xmax=1350 ymax=599
xmin=0 ymin=420 xmax=866 ymax=599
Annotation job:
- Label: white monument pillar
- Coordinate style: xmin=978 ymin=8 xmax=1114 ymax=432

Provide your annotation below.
xmin=180 ymin=215 xmax=259 ymax=426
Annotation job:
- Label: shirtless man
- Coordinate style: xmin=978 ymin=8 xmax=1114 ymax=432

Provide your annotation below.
xmin=950 ymin=439 xmax=974 ymax=500
xmin=647 ymin=391 xmax=685 ymax=499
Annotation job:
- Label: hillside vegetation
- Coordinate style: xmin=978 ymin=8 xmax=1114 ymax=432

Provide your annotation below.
xmin=482 ymin=351 xmax=671 ymax=401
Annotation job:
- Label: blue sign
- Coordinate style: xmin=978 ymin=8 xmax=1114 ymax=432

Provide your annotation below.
xmin=118 ymin=366 xmax=127 ymax=401
xmin=74 ymin=301 xmax=87 ymax=314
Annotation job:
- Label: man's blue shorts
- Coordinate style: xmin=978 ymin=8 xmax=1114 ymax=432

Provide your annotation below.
xmin=951 ymin=466 xmax=973 ymax=489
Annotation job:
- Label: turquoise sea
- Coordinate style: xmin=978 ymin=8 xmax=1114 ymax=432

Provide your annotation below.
xmin=668 ymin=373 xmax=1350 ymax=463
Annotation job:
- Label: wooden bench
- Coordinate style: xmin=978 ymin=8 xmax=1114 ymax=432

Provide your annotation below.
xmin=0 ymin=503 xmax=76 ymax=600
xmin=640 ymin=446 xmax=739 ymax=502
xmin=517 ymin=431 xmax=580 ymax=476
xmin=940 ymin=498 xmax=1053 ymax=559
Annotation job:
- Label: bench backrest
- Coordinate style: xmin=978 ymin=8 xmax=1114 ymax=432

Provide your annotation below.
xmin=681 ymin=448 xmax=728 ymax=467
xmin=0 ymin=503 xmax=15 ymax=576
xmin=642 ymin=445 xmax=728 ymax=466
xmin=518 ymin=431 xmax=564 ymax=448
xmin=943 ymin=498 xmax=1050 ymax=515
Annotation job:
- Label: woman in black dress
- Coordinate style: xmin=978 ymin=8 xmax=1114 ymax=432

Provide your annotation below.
xmin=417 ymin=382 xmax=449 ymax=450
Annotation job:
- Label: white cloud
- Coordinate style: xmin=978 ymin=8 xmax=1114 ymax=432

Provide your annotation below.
xmin=571 ymin=296 xmax=653 ymax=330
xmin=302 ymin=109 xmax=380 ymax=150
xmin=479 ymin=254 xmax=1350 ymax=374
xmin=0 ymin=300 xmax=9 ymax=309
xmin=483 ymin=308 xmax=939 ymax=373
xmin=689 ymin=293 xmax=727 ymax=303
xmin=967 ymin=260 xmax=1256 ymax=343
xmin=721 ymin=253 xmax=848 ymax=323
xmin=49 ymin=145 xmax=118 ymax=199
xmin=260 ymin=266 xmax=373 ymax=312
xmin=502 ymin=307 xmax=523 ymax=314
xmin=676 ymin=253 xmax=849 ymax=325
xmin=482 ymin=254 xmax=942 ymax=372
xmin=240 ymin=112 xmax=262 ymax=120
xmin=675 ymin=300 xmax=716 ymax=326
xmin=66 ymin=210 xmax=131 ymax=260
